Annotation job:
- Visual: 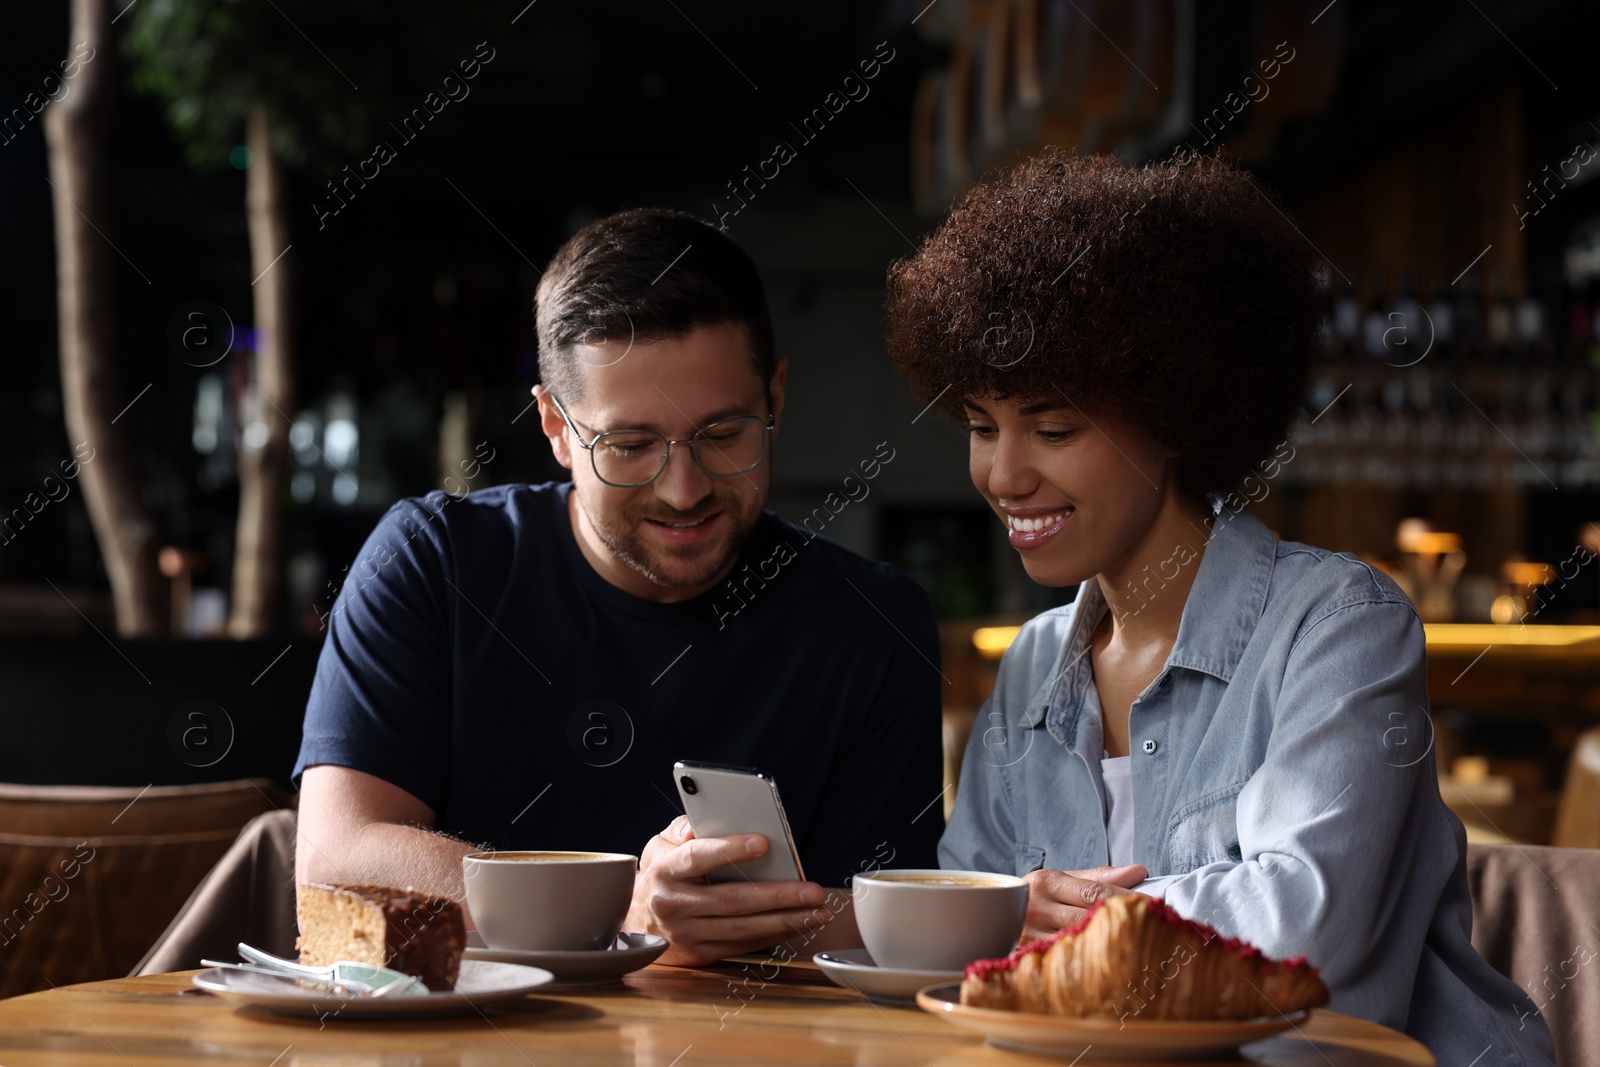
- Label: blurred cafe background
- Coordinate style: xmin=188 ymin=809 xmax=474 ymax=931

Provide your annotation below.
xmin=2 ymin=0 xmax=1599 ymax=999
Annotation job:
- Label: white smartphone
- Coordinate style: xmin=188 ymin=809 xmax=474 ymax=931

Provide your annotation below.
xmin=673 ymin=761 xmax=805 ymax=884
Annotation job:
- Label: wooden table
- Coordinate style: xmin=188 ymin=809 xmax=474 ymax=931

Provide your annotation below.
xmin=0 ymin=961 xmax=1434 ymax=1066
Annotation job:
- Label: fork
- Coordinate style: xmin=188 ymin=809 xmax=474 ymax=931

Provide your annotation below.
xmin=211 ymin=943 xmax=429 ymax=997
xmin=200 ymin=959 xmax=420 ymax=997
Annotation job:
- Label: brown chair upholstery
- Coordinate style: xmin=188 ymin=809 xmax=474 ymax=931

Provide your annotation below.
xmin=1467 ymin=843 xmax=1600 ymax=1067
xmin=0 ymin=780 xmax=280 ymax=837
xmin=942 ymin=705 xmax=978 ymax=820
xmin=0 ymin=780 xmax=282 ymax=1000
xmin=134 ymin=808 xmax=301 ymax=975
xmin=1551 ymin=728 xmax=1600 ymax=850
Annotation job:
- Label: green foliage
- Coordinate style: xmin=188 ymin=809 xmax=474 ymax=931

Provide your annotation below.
xmin=123 ymin=0 xmax=500 ymax=170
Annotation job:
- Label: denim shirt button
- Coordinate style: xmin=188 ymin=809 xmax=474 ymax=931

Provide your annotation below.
xmin=1141 ymin=739 xmax=1158 ymax=755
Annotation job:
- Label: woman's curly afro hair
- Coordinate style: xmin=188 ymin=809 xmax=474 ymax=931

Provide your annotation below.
xmin=884 ymin=147 xmax=1318 ymax=505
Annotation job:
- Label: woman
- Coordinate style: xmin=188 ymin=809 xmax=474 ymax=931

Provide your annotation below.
xmin=884 ymin=149 xmax=1553 ymax=1065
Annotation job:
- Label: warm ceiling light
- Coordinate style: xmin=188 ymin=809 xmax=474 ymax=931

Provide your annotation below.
xmin=1501 ymin=561 xmax=1556 ymax=586
xmin=1409 ymin=532 xmax=1463 ymax=554
xmin=972 ymin=626 xmax=1021 ymax=658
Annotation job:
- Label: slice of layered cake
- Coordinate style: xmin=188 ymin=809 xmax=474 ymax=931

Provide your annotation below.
xmin=296 ymin=883 xmax=466 ymax=992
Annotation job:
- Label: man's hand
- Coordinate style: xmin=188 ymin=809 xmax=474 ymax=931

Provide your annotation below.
xmin=1020 ymin=864 xmax=1147 ymax=944
xmin=627 ymin=815 xmax=832 ymax=966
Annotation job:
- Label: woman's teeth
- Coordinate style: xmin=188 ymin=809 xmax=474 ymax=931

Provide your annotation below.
xmin=1006 ymin=511 xmax=1068 ymax=533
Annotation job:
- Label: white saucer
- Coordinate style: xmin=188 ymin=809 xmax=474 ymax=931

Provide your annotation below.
xmin=192 ymin=960 xmax=554 ymax=1019
xmin=813 ymin=949 xmax=963 ymax=1005
xmin=463 ymin=931 xmax=668 ymax=984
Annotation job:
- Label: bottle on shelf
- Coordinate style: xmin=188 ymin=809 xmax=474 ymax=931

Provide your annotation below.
xmin=1389 ymin=270 xmax=1424 ymax=364
xmin=1363 ymin=266 xmax=1391 ymax=359
xmin=1331 ymin=277 xmax=1360 ymax=359
xmin=1454 ymin=271 xmax=1484 ymax=359
xmin=1587 ymin=276 xmax=1600 ymax=365
xmin=1515 ymin=275 xmax=1547 ymax=350
xmin=1564 ymin=273 xmax=1592 ymax=360
xmin=1486 ymin=266 xmax=1515 ymax=354
xmin=1426 ymin=271 xmax=1456 ymax=355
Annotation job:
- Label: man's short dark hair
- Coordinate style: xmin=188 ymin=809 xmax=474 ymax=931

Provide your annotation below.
xmin=884 ymin=149 xmax=1318 ymax=505
xmin=535 ymin=209 xmax=777 ymax=401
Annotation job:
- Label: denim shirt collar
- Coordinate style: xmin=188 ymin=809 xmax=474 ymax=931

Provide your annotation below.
xmin=1167 ymin=508 xmax=1276 ymax=683
xmin=1018 ymin=509 xmax=1277 ymax=732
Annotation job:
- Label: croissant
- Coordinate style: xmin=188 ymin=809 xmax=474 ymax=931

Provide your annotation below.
xmin=960 ymin=894 xmax=1328 ymax=1021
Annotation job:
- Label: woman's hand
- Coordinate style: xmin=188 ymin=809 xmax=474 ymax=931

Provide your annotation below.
xmin=1020 ymin=864 xmax=1147 ymax=944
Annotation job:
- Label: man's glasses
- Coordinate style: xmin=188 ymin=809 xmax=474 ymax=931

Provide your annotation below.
xmin=548 ymin=393 xmax=775 ymax=488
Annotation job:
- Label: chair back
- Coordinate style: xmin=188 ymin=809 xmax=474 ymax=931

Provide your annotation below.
xmin=1551 ymin=728 xmax=1600 ymax=849
xmin=0 ymin=779 xmax=280 ymax=999
xmin=1467 ymin=843 xmax=1600 ymax=1067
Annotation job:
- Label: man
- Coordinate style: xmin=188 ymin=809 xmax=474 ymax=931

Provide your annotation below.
xmin=294 ymin=209 xmax=943 ymax=965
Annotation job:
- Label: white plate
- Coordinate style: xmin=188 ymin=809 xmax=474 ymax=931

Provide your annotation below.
xmin=192 ymin=960 xmax=555 ymax=1019
xmin=916 ymin=984 xmax=1311 ymax=1057
xmin=463 ymin=931 xmax=668 ymax=984
xmin=813 ymin=949 xmax=963 ymax=1005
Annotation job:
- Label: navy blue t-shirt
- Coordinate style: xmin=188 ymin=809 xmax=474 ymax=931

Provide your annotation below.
xmin=294 ymin=482 xmax=944 ymax=887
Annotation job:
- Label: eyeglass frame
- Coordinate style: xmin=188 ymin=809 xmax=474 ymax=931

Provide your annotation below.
xmin=546 ymin=391 xmax=776 ymax=488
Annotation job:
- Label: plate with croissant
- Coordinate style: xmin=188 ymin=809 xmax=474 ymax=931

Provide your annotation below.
xmin=916 ymin=894 xmax=1328 ymax=1058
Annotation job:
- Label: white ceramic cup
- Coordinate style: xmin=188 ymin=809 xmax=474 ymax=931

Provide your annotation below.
xmin=462 ymin=850 xmax=637 ymax=951
xmin=852 ymin=868 xmax=1028 ymax=971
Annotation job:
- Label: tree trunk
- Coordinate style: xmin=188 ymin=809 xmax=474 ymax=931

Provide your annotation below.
xmin=43 ymin=0 xmax=167 ymax=636
xmin=229 ymin=103 xmax=295 ymax=637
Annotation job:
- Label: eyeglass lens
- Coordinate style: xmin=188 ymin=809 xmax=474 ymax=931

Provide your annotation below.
xmin=591 ymin=416 xmax=768 ymax=485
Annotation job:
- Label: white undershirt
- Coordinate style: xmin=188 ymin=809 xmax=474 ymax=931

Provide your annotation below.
xmin=1101 ymin=753 xmax=1135 ymax=865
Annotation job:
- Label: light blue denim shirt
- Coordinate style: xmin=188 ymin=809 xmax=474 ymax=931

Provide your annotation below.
xmin=940 ymin=508 xmax=1554 ymax=1066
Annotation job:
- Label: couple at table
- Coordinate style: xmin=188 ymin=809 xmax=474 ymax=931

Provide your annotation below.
xmin=294 ymin=149 xmax=1553 ymax=1065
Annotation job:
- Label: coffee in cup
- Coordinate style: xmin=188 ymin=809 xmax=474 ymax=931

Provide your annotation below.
xmin=852 ymin=868 xmax=1027 ymax=971
xmin=463 ymin=850 xmax=636 ymax=951
xmin=863 ymin=873 xmax=1004 ymax=887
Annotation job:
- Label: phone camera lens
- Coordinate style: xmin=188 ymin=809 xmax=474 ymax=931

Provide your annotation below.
xmin=680 ymin=775 xmax=698 ymax=796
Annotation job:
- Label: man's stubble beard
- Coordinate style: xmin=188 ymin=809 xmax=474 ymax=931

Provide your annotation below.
xmin=582 ymin=491 xmax=759 ymax=592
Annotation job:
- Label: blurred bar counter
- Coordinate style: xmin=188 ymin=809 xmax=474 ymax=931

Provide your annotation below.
xmin=968 ymin=620 xmax=1600 ymax=674
xmin=960 ymin=621 xmax=1600 ymax=726
xmin=940 ymin=621 xmax=1600 ymax=847
xmin=1421 ymin=625 xmax=1600 ymax=719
